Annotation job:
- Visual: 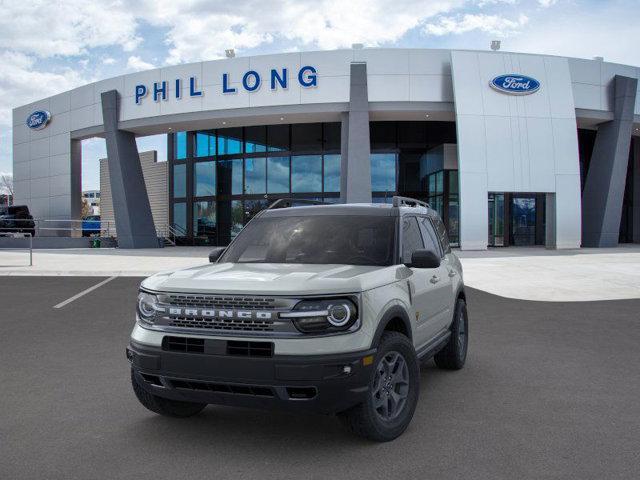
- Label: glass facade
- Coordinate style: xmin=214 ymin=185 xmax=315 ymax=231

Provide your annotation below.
xmin=169 ymin=123 xmax=341 ymax=245
xmin=368 ymin=121 xmax=459 ymax=244
xmin=169 ymin=121 xmax=460 ymax=246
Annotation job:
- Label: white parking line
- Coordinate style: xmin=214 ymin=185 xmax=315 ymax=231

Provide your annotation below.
xmin=53 ymin=276 xmax=118 ymax=309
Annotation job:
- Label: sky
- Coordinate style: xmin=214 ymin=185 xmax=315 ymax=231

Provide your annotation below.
xmin=0 ymin=0 xmax=639 ymax=191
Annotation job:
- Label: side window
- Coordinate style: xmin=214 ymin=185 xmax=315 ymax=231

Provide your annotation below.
xmin=402 ymin=217 xmax=424 ymax=264
xmin=432 ymin=216 xmax=451 ymax=253
xmin=418 ymin=217 xmax=442 ymax=257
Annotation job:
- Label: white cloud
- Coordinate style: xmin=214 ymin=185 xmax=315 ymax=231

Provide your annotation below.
xmin=126 ymin=55 xmax=156 ymax=72
xmin=424 ymin=13 xmax=529 ymax=36
xmin=135 ymin=0 xmax=466 ymax=64
xmin=0 ymin=0 xmax=141 ymax=57
xmin=102 ymin=57 xmax=116 ymax=65
xmin=538 ymin=0 xmax=558 ymax=7
xmin=0 ymin=51 xmax=86 ymax=125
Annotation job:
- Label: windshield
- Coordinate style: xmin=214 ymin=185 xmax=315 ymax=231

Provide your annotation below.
xmin=220 ymin=215 xmax=396 ymax=266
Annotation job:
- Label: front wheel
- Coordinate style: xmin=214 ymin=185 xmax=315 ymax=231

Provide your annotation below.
xmin=434 ymin=298 xmax=468 ymax=370
xmin=131 ymin=369 xmax=206 ymax=417
xmin=338 ymin=332 xmax=420 ymax=442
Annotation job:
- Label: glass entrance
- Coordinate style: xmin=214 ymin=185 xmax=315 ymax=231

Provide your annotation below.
xmin=510 ymin=196 xmax=537 ymax=246
xmin=488 ymin=193 xmax=505 ymax=246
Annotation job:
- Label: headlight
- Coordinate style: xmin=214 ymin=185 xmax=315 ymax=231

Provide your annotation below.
xmin=137 ymin=291 xmax=159 ymax=325
xmin=280 ymin=298 xmax=358 ymax=334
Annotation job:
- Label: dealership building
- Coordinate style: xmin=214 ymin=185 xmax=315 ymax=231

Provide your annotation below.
xmin=11 ymin=48 xmax=640 ymax=249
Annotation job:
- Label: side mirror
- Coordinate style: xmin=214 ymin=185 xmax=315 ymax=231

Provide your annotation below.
xmin=208 ymin=247 xmax=226 ymax=263
xmin=407 ymin=249 xmax=441 ymax=269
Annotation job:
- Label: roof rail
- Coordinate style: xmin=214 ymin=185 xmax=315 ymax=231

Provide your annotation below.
xmin=266 ymin=198 xmax=326 ymax=210
xmin=391 ymin=196 xmax=431 ymax=209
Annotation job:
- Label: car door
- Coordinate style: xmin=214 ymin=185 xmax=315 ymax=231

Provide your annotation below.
xmin=401 ymin=216 xmax=444 ymax=348
xmin=417 ymin=216 xmax=453 ymax=334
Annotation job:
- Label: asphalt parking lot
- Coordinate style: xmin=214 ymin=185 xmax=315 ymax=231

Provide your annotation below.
xmin=1 ymin=277 xmax=639 ymax=480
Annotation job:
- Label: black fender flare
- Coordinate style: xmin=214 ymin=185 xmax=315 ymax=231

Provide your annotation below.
xmin=370 ymin=305 xmax=413 ymax=349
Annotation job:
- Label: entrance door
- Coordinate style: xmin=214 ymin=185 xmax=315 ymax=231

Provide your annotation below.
xmin=510 ymin=196 xmax=537 ymax=246
xmin=488 ymin=193 xmax=505 ymax=246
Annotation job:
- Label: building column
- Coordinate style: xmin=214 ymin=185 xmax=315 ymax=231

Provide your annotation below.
xmin=340 ymin=62 xmax=372 ymax=203
xmin=633 ymin=138 xmax=640 ymax=243
xmin=101 ymin=90 xmax=158 ymax=248
xmin=582 ymin=75 xmax=638 ymax=247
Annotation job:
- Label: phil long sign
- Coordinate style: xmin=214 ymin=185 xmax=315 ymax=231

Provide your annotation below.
xmin=135 ymin=66 xmax=318 ymax=105
xmin=490 ymin=74 xmax=540 ymax=95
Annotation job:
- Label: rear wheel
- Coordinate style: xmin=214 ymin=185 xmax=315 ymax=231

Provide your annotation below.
xmin=338 ymin=332 xmax=419 ymax=442
xmin=434 ymin=298 xmax=468 ymax=370
xmin=131 ymin=369 xmax=206 ymax=417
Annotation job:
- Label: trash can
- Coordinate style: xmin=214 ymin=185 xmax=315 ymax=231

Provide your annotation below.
xmin=91 ymin=238 xmax=101 ymax=248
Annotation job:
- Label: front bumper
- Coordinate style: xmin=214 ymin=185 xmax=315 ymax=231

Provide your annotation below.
xmin=127 ymin=340 xmax=376 ymax=415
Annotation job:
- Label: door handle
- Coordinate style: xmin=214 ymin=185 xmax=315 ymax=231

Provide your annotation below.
xmin=430 ymin=275 xmax=440 ymax=284
xmin=448 ymin=270 xmax=457 ymax=277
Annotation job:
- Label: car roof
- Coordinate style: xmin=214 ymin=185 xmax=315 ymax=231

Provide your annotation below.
xmin=260 ymin=202 xmax=437 ymax=218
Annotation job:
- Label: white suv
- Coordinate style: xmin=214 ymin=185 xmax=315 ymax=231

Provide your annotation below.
xmin=127 ymin=196 xmax=468 ymax=441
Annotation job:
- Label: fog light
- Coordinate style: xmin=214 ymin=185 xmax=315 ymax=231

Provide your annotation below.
xmin=362 ymin=355 xmax=374 ymax=366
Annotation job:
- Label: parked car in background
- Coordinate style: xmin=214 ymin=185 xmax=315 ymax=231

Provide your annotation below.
xmin=82 ymin=215 xmax=101 ymax=237
xmin=0 ymin=205 xmax=35 ymax=236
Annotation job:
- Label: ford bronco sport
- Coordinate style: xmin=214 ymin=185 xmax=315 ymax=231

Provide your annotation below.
xmin=127 ymin=196 xmax=468 ymax=441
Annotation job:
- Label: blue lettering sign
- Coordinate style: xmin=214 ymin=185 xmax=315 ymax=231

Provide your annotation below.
xmin=298 ymin=66 xmax=317 ymax=87
xmin=134 ymin=65 xmax=319 ymax=104
xmin=242 ymin=71 xmax=261 ymax=92
xmin=222 ymin=73 xmax=236 ymax=94
xmin=271 ymin=68 xmax=287 ymax=90
xmin=490 ymin=74 xmax=540 ymax=95
xmin=190 ymin=76 xmax=202 ymax=97
xmin=153 ymin=81 xmax=167 ymax=101
xmin=135 ymin=85 xmax=147 ymax=104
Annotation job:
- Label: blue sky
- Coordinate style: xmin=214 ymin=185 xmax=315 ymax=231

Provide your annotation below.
xmin=1 ymin=0 xmax=638 ymax=191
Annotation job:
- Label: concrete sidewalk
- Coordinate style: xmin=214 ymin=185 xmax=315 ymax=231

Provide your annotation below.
xmin=458 ymin=245 xmax=640 ymax=301
xmin=0 ymin=247 xmax=211 ymax=277
xmin=1 ymin=245 xmax=639 ymax=301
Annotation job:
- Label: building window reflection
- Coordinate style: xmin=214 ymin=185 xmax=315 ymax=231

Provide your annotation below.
xmin=173 ymin=163 xmax=186 ymax=198
xmin=267 ymin=156 xmax=290 ymax=193
xmin=193 ymin=201 xmax=216 ymax=240
xmin=292 ymin=155 xmax=322 ymax=193
xmin=194 ymin=161 xmax=215 ymax=197
xmin=195 ymin=131 xmax=215 ymax=157
xmin=324 ymin=154 xmax=340 ymax=193
xmin=174 ymin=131 xmax=187 ymax=160
xmin=371 ymin=153 xmax=397 ymax=193
xmin=245 ymin=157 xmax=266 ymax=194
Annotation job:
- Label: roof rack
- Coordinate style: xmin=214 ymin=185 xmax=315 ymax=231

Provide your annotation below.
xmin=266 ymin=198 xmax=327 ymax=210
xmin=391 ymin=196 xmax=431 ymax=209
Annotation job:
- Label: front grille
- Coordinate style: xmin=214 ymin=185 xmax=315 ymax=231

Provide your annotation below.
xmin=163 ymin=294 xmax=278 ymax=310
xmin=169 ymin=379 xmax=274 ymax=397
xmin=167 ymin=316 xmax=275 ymax=332
xmin=162 ymin=336 xmax=204 ymax=353
xmin=150 ymin=293 xmax=301 ymax=336
xmin=226 ymin=340 xmax=274 ymax=357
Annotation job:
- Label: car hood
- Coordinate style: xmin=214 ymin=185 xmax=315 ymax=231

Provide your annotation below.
xmin=141 ymin=262 xmax=405 ymax=295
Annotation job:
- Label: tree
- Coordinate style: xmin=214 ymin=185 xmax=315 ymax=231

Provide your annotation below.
xmin=0 ymin=173 xmax=13 ymax=195
xmin=81 ymin=198 xmax=92 ymax=218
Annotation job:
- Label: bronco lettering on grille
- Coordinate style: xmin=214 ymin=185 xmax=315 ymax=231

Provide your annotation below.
xmin=166 ymin=308 xmax=274 ymax=320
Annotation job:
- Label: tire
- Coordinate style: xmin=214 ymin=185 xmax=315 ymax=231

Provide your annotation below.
xmin=434 ymin=298 xmax=468 ymax=370
xmin=338 ymin=332 xmax=420 ymax=442
xmin=131 ymin=369 xmax=206 ymax=417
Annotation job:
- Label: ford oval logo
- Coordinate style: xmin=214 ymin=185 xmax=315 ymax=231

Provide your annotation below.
xmin=26 ymin=110 xmax=51 ymax=130
xmin=490 ymin=74 xmax=540 ymax=95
